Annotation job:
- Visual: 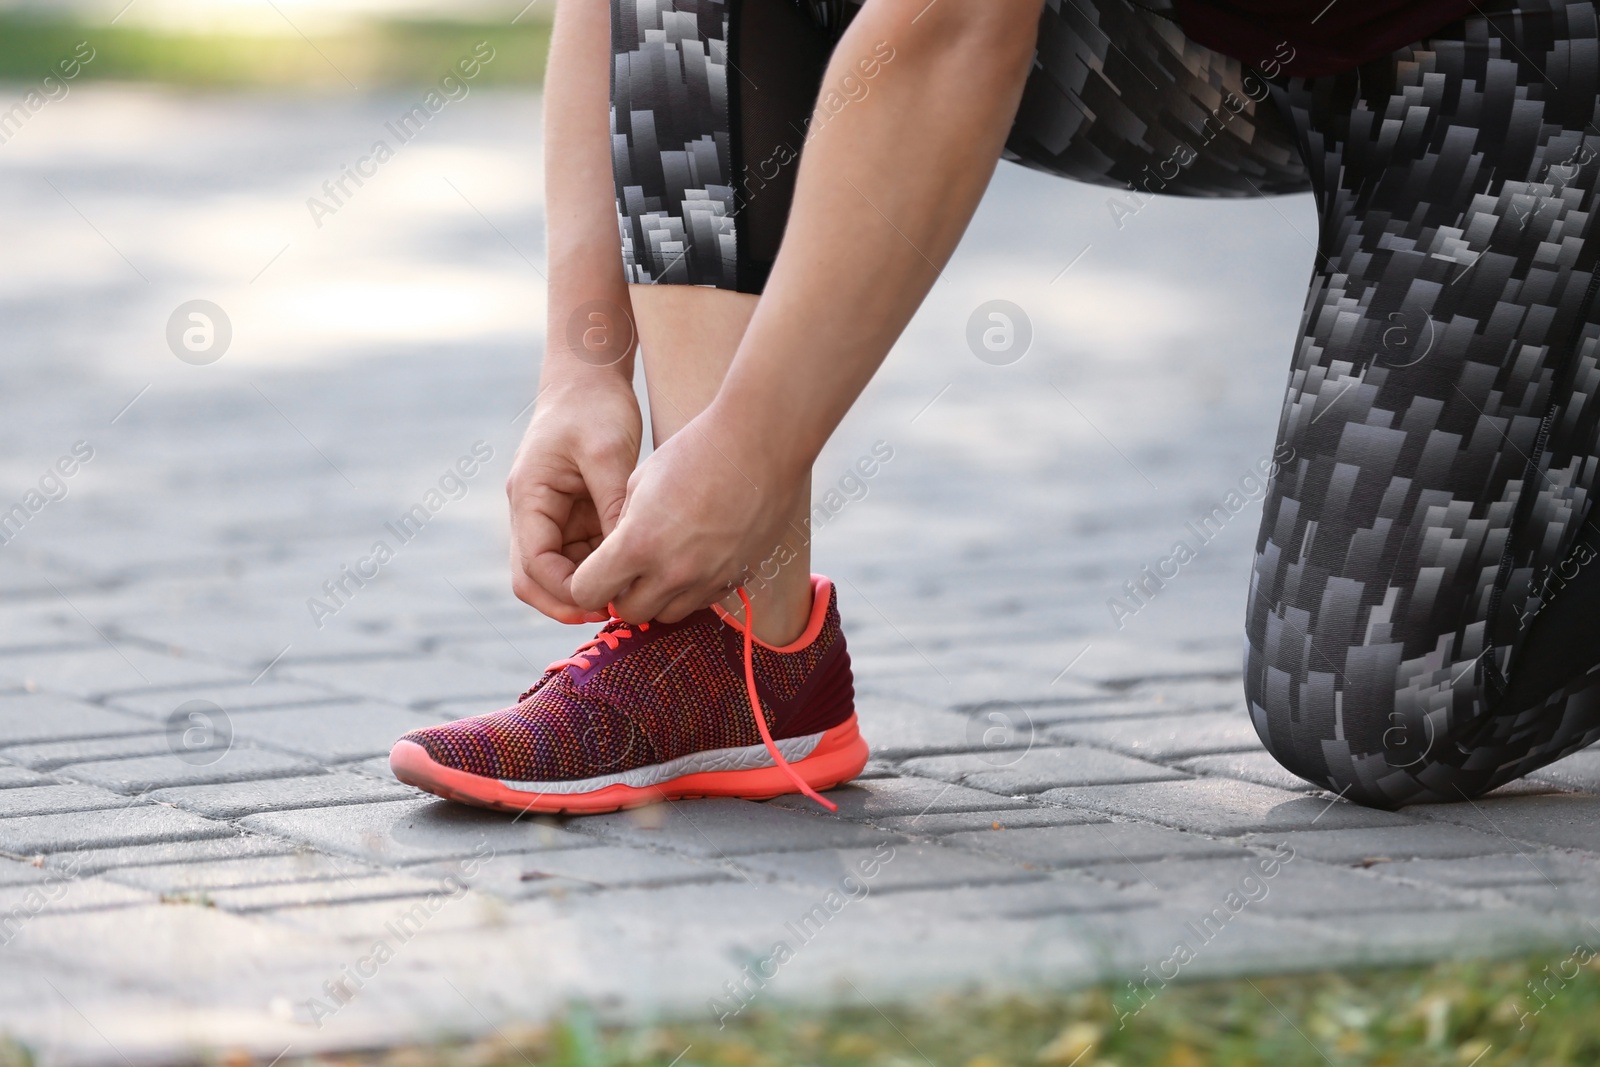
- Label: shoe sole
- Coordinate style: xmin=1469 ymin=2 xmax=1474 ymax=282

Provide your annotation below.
xmin=389 ymin=715 xmax=869 ymax=814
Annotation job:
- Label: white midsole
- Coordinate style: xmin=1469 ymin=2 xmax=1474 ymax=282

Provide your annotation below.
xmin=499 ymin=730 xmax=826 ymax=794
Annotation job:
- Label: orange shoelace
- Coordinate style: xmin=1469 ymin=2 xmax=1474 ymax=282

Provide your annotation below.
xmin=737 ymin=587 xmax=836 ymax=812
xmin=545 ymin=619 xmax=651 ymax=674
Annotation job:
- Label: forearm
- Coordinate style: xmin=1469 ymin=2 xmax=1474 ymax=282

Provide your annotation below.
xmin=541 ymin=0 xmax=635 ymax=391
xmin=710 ymin=0 xmax=1042 ymax=473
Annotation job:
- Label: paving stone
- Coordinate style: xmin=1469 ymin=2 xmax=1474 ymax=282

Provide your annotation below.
xmin=1368 ymin=854 xmax=1600 ymax=889
xmin=0 ymin=857 xmax=52 ymax=887
xmin=851 ymin=694 xmax=999 ymax=758
xmin=0 ymin=784 xmax=137 ymax=818
xmin=1412 ymin=793 xmax=1600 ymax=852
xmin=340 ymin=755 xmax=400 ymax=782
xmin=0 ymin=693 xmax=152 ymax=745
xmin=150 ymin=773 xmax=415 ymax=819
xmin=104 ymin=852 xmax=382 ymax=894
xmin=766 ymin=778 xmax=1028 ymax=819
xmin=734 ymin=843 xmax=1039 ymax=892
xmin=39 ymin=835 xmax=299 ymax=877
xmin=1242 ymin=825 xmax=1522 ymax=865
xmin=58 ymin=748 xmax=321 ymax=793
xmin=1081 ymin=855 xmax=1451 ymax=917
xmin=0 ymin=876 xmax=152 ymax=917
xmin=874 ymin=807 xmax=1106 ymax=835
xmin=241 ymin=798 xmax=597 ymax=864
xmin=0 ymin=649 xmax=246 ymax=700
xmin=573 ymin=798 xmax=902 ymax=857
xmin=280 ymin=656 xmax=534 ymax=707
xmin=946 ymin=822 xmax=1244 ymax=870
xmin=204 ymin=873 xmax=453 ymax=913
xmin=228 ymin=703 xmax=439 ymax=762
xmin=1303 ymin=908 xmax=1579 ymax=962
xmin=0 ymin=806 xmax=235 ymax=854
xmin=105 ymin=681 xmax=354 ymax=719
xmin=1046 ymin=711 xmax=1265 ymax=760
xmin=443 ymin=846 xmax=732 ymax=895
xmin=1040 ymin=779 xmax=1417 ymax=835
xmin=258 ymin=889 xmax=524 ymax=940
xmin=1177 ymin=751 xmax=1322 ymax=792
xmin=0 ymin=764 xmax=51 ymax=789
xmin=1529 ymin=749 xmax=1600 ymax=792
xmin=902 ymin=746 xmax=1187 ymax=793
xmin=2 ymin=732 xmax=193 ymax=771
xmin=884 ymin=874 xmax=1159 ymax=920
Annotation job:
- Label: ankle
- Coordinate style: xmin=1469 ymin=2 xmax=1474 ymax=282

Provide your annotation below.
xmin=726 ymin=577 xmax=814 ymax=647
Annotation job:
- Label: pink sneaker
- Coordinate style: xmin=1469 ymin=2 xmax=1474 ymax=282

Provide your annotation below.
xmin=390 ymin=576 xmax=867 ymax=813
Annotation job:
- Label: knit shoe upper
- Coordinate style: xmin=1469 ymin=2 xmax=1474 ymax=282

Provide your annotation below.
xmin=399 ymin=576 xmax=855 ymax=784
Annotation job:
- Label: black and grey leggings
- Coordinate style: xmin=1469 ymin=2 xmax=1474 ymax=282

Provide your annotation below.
xmin=609 ymin=0 xmax=1600 ymax=808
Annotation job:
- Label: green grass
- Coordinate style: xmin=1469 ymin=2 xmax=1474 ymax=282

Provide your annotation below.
xmin=0 ymin=15 xmax=551 ymax=89
xmin=7 ymin=952 xmax=1591 ymax=1067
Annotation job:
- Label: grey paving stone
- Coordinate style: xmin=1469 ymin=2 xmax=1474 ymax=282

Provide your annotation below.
xmin=228 ymin=703 xmax=439 ymax=762
xmin=0 ymin=857 xmax=52 ymax=887
xmin=0 ymin=876 xmax=151 ymax=916
xmin=39 ymin=835 xmax=299 ymax=877
xmin=1242 ymin=824 xmax=1522 ymax=865
xmin=1046 ymin=710 xmax=1265 ymax=760
xmin=339 ymin=755 xmax=399 ymax=782
xmin=1040 ymin=779 xmax=1417 ymax=835
xmin=150 ymin=773 xmax=415 ymax=819
xmin=573 ymin=798 xmax=902 ymax=857
xmin=946 ymin=822 xmax=1244 ymax=870
xmin=1412 ymin=793 xmax=1600 ymax=852
xmin=104 ymin=852 xmax=381 ymax=894
xmin=444 ymin=846 xmax=731 ymax=894
xmin=1303 ymin=908 xmax=1579 ymax=962
xmin=851 ymin=694 xmax=999 ymax=758
xmin=0 ymin=648 xmax=244 ymax=699
xmin=766 ymin=777 xmax=1028 ymax=819
xmin=1529 ymin=749 xmax=1600 ymax=792
xmin=874 ymin=807 xmax=1105 ymax=835
xmin=58 ymin=748 xmax=321 ymax=793
xmin=1081 ymin=855 xmax=1451 ymax=917
xmin=105 ymin=681 xmax=354 ymax=718
xmin=280 ymin=656 xmax=534 ymax=707
xmin=241 ymin=798 xmax=597 ymax=864
xmin=0 ymin=806 xmax=235 ymax=854
xmin=0 ymin=784 xmax=137 ymax=818
xmin=0 ymin=764 xmax=51 ymax=789
xmin=204 ymin=873 xmax=452 ymax=913
xmin=885 ymin=874 xmax=1158 ymax=920
xmin=0 ymin=693 xmax=152 ymax=745
xmin=1177 ymin=751 xmax=1321 ymax=792
xmin=734 ymin=843 xmax=1038 ymax=892
xmin=902 ymin=746 xmax=1187 ymax=793
xmin=1369 ymin=854 xmax=1600 ymax=889
xmin=1 ymin=732 xmax=191 ymax=771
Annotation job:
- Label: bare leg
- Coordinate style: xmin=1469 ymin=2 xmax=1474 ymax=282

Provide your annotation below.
xmin=630 ymin=284 xmax=814 ymax=646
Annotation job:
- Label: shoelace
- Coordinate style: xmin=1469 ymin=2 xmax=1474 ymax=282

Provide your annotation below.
xmin=737 ymin=587 xmax=836 ymax=812
xmin=527 ymin=594 xmax=836 ymax=813
xmin=519 ymin=619 xmax=654 ymax=702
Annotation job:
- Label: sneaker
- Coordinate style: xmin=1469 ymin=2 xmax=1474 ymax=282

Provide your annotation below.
xmin=390 ymin=574 xmax=867 ymax=813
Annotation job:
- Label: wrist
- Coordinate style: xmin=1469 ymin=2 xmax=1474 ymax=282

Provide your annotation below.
xmin=700 ymin=391 xmax=815 ymax=490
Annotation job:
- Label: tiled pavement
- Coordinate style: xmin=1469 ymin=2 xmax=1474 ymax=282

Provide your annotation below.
xmin=3 ymin=87 xmax=1600 ymax=1063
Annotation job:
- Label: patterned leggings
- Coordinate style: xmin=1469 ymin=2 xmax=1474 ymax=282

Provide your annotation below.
xmin=610 ymin=0 xmax=1600 ymax=807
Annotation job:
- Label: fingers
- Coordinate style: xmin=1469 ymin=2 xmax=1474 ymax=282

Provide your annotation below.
xmin=510 ymin=480 xmax=608 ymax=623
xmin=568 ymin=523 xmax=643 ymax=616
xmin=583 ymin=444 xmax=636 ymax=538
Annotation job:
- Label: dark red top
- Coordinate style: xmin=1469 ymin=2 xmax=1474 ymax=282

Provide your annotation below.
xmin=1172 ymin=1 xmax=1480 ymax=77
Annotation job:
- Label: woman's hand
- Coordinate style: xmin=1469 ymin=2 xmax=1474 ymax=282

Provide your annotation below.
xmin=508 ymin=375 xmax=643 ymax=624
xmin=569 ymin=403 xmax=805 ymax=624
